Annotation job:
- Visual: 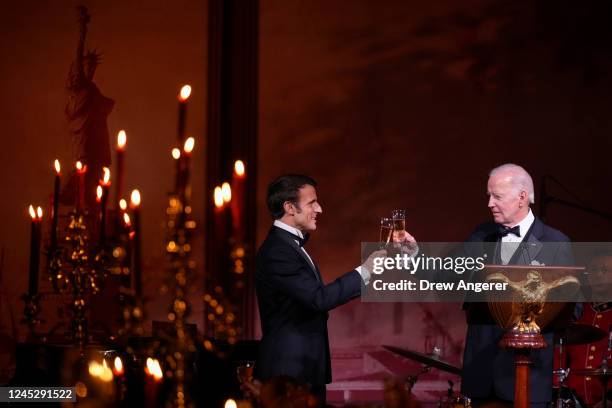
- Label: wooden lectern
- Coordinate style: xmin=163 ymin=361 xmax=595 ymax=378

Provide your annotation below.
xmin=484 ymin=265 xmax=584 ymax=408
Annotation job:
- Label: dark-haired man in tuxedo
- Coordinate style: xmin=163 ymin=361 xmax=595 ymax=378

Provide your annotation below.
xmin=399 ymin=163 xmax=574 ymax=408
xmin=255 ymin=174 xmax=383 ymax=407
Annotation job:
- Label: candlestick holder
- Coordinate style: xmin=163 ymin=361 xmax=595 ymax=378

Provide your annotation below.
xmin=161 ymin=192 xmax=198 ymax=408
xmin=42 ymin=208 xmax=116 ymax=349
xmin=20 ymin=293 xmax=42 ymax=338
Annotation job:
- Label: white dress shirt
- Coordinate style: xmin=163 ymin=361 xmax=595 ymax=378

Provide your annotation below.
xmin=500 ymin=209 xmax=535 ymax=264
xmin=273 ymin=220 xmax=370 ymax=284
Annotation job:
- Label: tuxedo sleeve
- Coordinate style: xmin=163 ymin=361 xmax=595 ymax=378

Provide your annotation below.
xmin=262 ymin=245 xmax=362 ymax=312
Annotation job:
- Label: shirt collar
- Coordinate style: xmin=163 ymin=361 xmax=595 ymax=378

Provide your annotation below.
xmin=510 ymin=209 xmax=535 ymax=237
xmin=273 ymin=219 xmax=305 ymax=240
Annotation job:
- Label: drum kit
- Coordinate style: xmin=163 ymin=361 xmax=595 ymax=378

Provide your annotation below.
xmin=384 ymin=323 xmax=611 ymax=408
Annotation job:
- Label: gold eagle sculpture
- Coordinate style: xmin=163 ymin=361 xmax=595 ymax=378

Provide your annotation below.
xmin=486 ymin=270 xmax=580 ymax=334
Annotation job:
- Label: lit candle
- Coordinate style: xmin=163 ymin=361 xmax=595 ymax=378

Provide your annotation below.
xmin=180 ymin=137 xmax=195 ymax=201
xmin=172 ymin=147 xmax=181 ymax=194
xmin=144 ymin=357 xmax=163 ymax=408
xmin=113 ymin=356 xmax=124 ymax=376
xmin=130 ymin=189 xmax=142 ymax=297
xmin=75 ymin=161 xmax=87 ymax=211
xmin=115 ymin=130 xmax=126 ymax=206
xmin=230 ymin=160 xmax=246 ymax=239
xmin=28 ymin=205 xmax=43 ymax=295
xmin=99 ymin=167 xmax=111 ymax=245
xmin=50 ymin=160 xmax=61 ymax=250
xmin=177 ymin=85 xmax=191 ymax=144
xmin=122 ymin=212 xmax=133 ymax=289
xmin=214 ymin=186 xmax=227 ymax=241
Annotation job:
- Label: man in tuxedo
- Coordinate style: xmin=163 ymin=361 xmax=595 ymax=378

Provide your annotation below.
xmin=400 ymin=163 xmax=574 ymax=407
xmin=255 ymin=174 xmax=381 ymax=407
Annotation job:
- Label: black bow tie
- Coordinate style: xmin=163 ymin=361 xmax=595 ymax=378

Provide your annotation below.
xmin=296 ymin=233 xmax=310 ymax=247
xmin=498 ymin=225 xmax=521 ymax=238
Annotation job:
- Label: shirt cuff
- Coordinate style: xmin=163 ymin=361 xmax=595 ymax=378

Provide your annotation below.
xmin=355 ymin=266 xmax=370 ymax=285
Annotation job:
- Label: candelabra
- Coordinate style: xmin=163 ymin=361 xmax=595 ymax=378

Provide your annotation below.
xmin=162 ymin=192 xmax=197 ymax=408
xmin=45 ymin=208 xmax=114 ymax=350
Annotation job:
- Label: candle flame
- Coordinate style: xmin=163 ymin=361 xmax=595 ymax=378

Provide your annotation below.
xmin=36 ymin=206 xmax=43 ymax=220
xmin=54 ymin=159 xmax=61 ymax=174
xmin=214 ymin=187 xmax=224 ymax=208
xmin=102 ymin=167 xmax=111 ymax=185
xmin=172 ymin=148 xmax=181 ymax=160
xmin=88 ymin=360 xmax=113 ymax=382
xmin=130 ymin=189 xmax=141 ymax=207
xmin=117 ymin=130 xmax=127 ymax=149
xmin=234 ymin=160 xmax=245 ymax=176
xmin=29 ymin=205 xmax=36 ymax=219
xmin=96 ymin=185 xmax=103 ymax=201
xmin=76 ymin=161 xmax=83 ymax=171
xmin=183 ymin=137 xmax=195 ymax=153
xmin=224 ymin=399 xmax=238 ymax=408
xmin=119 ymin=199 xmax=128 ymax=211
xmin=123 ymin=213 xmax=131 ymax=226
xmin=145 ymin=358 xmax=163 ymax=381
xmin=178 ymin=85 xmax=192 ymax=102
xmin=221 ymin=182 xmax=232 ymax=203
xmin=113 ymin=356 xmax=124 ymax=375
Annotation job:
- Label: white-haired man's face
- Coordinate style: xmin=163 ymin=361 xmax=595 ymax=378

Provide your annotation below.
xmin=487 ymin=171 xmax=529 ymax=226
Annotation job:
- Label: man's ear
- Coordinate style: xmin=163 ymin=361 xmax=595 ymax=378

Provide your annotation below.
xmin=283 ymin=201 xmax=294 ymax=216
xmin=519 ymin=190 xmax=528 ymax=205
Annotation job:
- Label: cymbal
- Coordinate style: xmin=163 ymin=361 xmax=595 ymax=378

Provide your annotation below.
xmin=571 ymin=367 xmax=612 ymax=378
xmin=383 ymin=345 xmax=462 ymax=375
xmin=554 ymin=324 xmax=607 ymax=345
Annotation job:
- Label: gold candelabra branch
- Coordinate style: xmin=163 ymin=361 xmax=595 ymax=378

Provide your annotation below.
xmin=162 ymin=192 xmax=197 ymax=408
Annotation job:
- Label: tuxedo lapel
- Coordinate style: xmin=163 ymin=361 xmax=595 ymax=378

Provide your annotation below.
xmin=271 ymin=227 xmax=320 ymax=282
xmin=507 ymin=218 xmax=543 ymax=265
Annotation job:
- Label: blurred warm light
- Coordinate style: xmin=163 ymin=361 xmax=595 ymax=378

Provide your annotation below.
xmin=54 ymin=159 xmax=61 ymax=174
xmin=102 ymin=167 xmax=111 ymax=185
xmin=123 ymin=213 xmax=131 ymax=227
xmin=234 ymin=160 xmax=245 ymax=177
xmin=178 ymin=85 xmax=192 ymax=102
xmin=76 ymin=161 xmax=86 ymax=173
xmin=221 ymin=182 xmax=231 ymax=203
xmin=36 ymin=206 xmax=43 ymax=219
xmin=29 ymin=205 xmax=36 ymax=219
xmin=75 ymin=382 xmax=87 ymax=398
xmin=224 ymin=399 xmax=237 ymax=408
xmin=88 ymin=360 xmax=113 ymax=382
xmin=183 ymin=137 xmax=195 ymax=154
xmin=214 ymin=187 xmax=224 ymax=208
xmin=145 ymin=358 xmax=163 ymax=381
xmin=96 ymin=185 xmax=103 ymax=202
xmin=119 ymin=199 xmax=127 ymax=211
xmin=117 ymin=130 xmax=127 ymax=149
xmin=113 ymin=356 xmax=124 ymax=376
xmin=172 ymin=148 xmax=181 ymax=160
xmin=130 ymin=189 xmax=141 ymax=207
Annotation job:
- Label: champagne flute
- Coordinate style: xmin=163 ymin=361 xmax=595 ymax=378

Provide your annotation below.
xmin=237 ymin=360 xmax=255 ymax=399
xmin=379 ymin=217 xmax=393 ymax=248
xmin=391 ymin=209 xmax=406 ymax=244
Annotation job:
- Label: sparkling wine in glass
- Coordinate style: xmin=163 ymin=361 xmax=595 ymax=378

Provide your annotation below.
xmin=391 ymin=209 xmax=406 ymax=242
xmin=380 ymin=217 xmax=393 ymax=248
xmin=237 ymin=360 xmax=255 ymax=384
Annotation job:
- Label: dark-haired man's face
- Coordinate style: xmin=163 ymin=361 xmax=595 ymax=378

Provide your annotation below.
xmin=291 ymin=185 xmax=322 ymax=232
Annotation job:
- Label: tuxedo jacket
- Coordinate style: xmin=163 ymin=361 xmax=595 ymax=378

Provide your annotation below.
xmin=459 ymin=217 xmax=574 ymax=402
xmin=254 ymin=226 xmax=362 ymax=386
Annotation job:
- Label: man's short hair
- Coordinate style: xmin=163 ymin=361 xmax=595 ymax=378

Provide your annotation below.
xmin=489 ymin=163 xmax=535 ymax=204
xmin=267 ymin=174 xmax=317 ymax=219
